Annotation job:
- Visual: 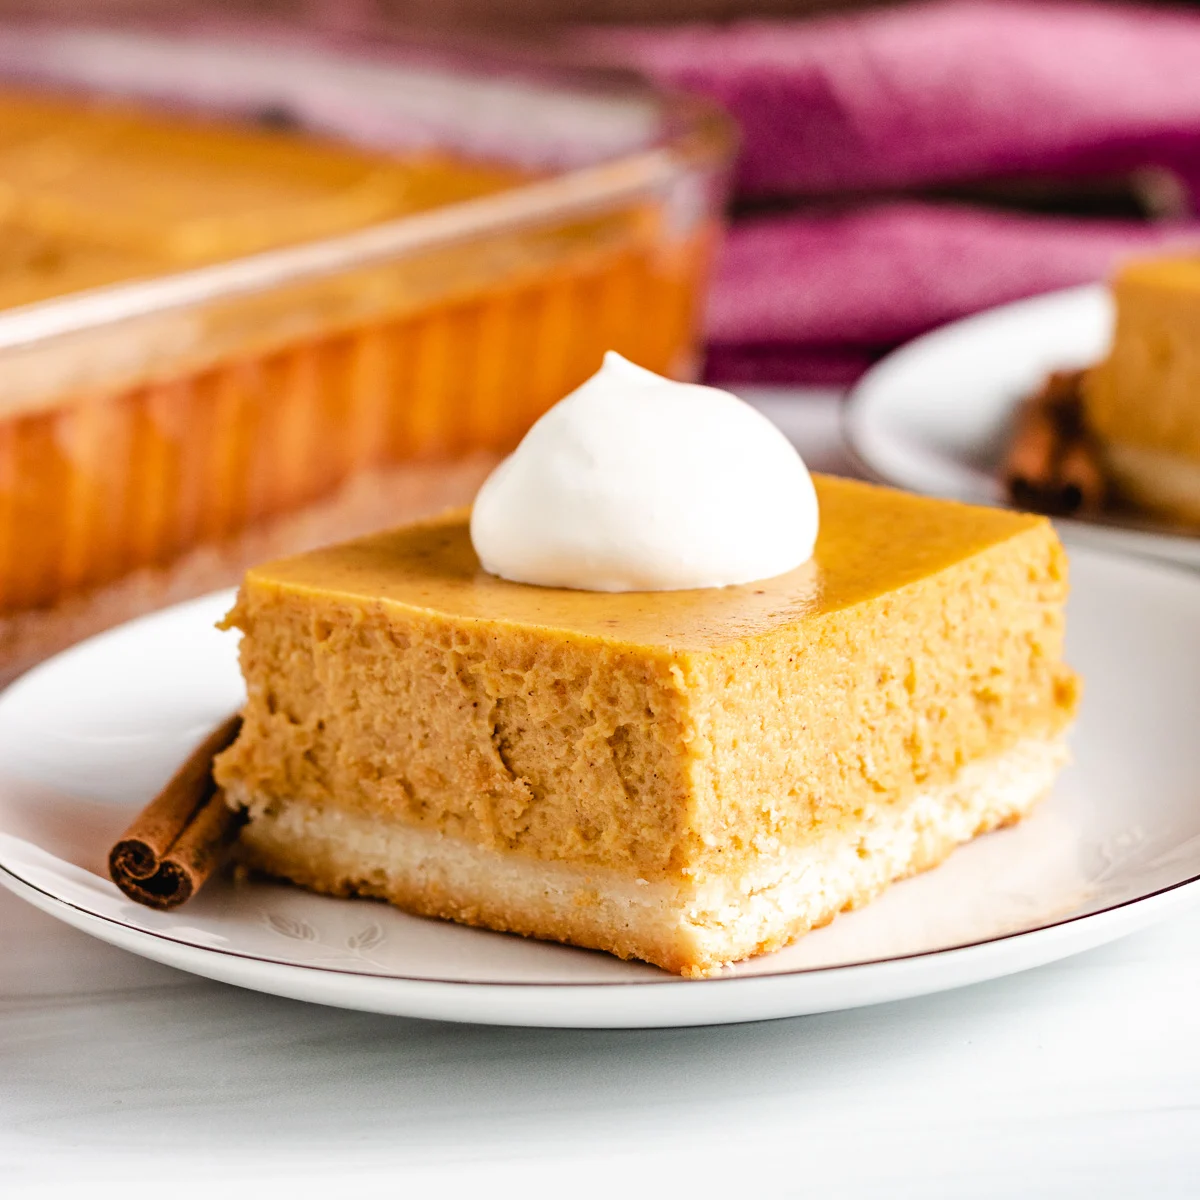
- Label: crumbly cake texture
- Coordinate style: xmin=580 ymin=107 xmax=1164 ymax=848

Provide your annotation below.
xmin=232 ymin=736 xmax=1066 ymax=975
xmin=1084 ymin=256 xmax=1200 ymax=521
xmin=214 ymin=476 xmax=1079 ymax=976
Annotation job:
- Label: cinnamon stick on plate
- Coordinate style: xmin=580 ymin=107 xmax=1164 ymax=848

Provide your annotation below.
xmin=109 ymin=714 xmax=244 ymax=910
xmin=1004 ymin=369 xmax=1108 ymax=517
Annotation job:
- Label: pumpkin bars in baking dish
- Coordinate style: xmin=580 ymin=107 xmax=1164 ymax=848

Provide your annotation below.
xmin=0 ymin=26 xmax=729 ymax=682
xmin=213 ymin=476 xmax=1078 ymax=977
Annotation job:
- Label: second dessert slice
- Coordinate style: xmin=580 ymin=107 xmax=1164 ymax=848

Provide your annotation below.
xmin=1083 ymin=255 xmax=1200 ymax=524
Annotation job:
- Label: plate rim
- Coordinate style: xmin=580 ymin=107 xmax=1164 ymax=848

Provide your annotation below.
xmin=4 ymin=852 xmax=1200 ymax=993
xmin=5 ymin=546 xmax=1200 ymax=1017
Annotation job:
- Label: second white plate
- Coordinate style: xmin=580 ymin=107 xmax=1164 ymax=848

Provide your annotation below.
xmin=844 ymin=284 xmax=1200 ymax=569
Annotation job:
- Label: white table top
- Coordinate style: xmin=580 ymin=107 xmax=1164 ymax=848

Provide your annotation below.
xmin=3 ymin=392 xmax=1198 ymax=1197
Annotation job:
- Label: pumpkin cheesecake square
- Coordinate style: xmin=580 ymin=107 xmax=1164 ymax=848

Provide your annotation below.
xmin=214 ymin=475 xmax=1078 ymax=976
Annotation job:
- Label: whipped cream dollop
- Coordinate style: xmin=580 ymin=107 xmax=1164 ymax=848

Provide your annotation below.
xmin=470 ymin=352 xmax=819 ymax=592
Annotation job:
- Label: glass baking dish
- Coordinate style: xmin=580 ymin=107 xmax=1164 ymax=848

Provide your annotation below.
xmin=0 ymin=20 xmax=733 ymax=678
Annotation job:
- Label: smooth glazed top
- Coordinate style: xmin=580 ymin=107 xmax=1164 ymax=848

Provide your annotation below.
xmin=244 ymin=475 xmax=1048 ymax=650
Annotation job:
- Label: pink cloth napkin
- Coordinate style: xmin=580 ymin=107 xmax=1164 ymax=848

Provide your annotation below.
xmin=583 ymin=0 xmax=1200 ymax=202
xmin=706 ymin=202 xmax=1200 ymax=385
xmin=581 ymin=1 xmax=1200 ymax=383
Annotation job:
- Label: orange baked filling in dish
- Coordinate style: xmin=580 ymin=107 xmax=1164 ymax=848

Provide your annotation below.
xmin=213 ymin=476 xmax=1079 ymax=977
xmin=0 ymin=87 xmax=720 ymax=680
xmin=0 ymin=89 xmax=521 ymax=302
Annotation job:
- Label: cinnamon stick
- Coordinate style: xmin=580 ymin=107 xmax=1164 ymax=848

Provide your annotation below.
xmin=109 ymin=714 xmax=245 ymax=910
xmin=1055 ymin=435 xmax=1109 ymax=516
xmin=1004 ymin=370 xmax=1108 ymax=517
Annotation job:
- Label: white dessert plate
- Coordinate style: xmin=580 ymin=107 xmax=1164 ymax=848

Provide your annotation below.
xmin=844 ymin=284 xmax=1200 ymax=569
xmin=2 ymin=552 xmax=1200 ymax=1029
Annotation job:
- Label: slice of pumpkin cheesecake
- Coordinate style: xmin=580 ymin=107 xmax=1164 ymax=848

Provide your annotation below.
xmin=213 ymin=474 xmax=1078 ymax=976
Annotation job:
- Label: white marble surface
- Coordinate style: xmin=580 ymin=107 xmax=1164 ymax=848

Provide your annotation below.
xmin=3 ymin=393 xmax=1198 ymax=1197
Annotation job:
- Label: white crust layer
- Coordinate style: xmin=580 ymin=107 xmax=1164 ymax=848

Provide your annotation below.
xmin=1102 ymin=440 xmax=1200 ymax=526
xmin=229 ymin=734 xmax=1069 ymax=976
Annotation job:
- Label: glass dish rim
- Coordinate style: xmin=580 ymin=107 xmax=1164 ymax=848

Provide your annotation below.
xmin=0 ymin=18 xmax=736 ymax=353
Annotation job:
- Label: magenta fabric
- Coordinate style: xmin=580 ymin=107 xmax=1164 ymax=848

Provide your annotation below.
xmin=704 ymin=343 xmax=877 ymax=387
xmin=19 ymin=4 xmax=1200 ymax=387
xmin=703 ymin=202 xmax=1200 ymax=384
xmin=582 ymin=0 xmax=1200 ymax=202
xmin=577 ymin=2 xmax=1200 ymax=384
